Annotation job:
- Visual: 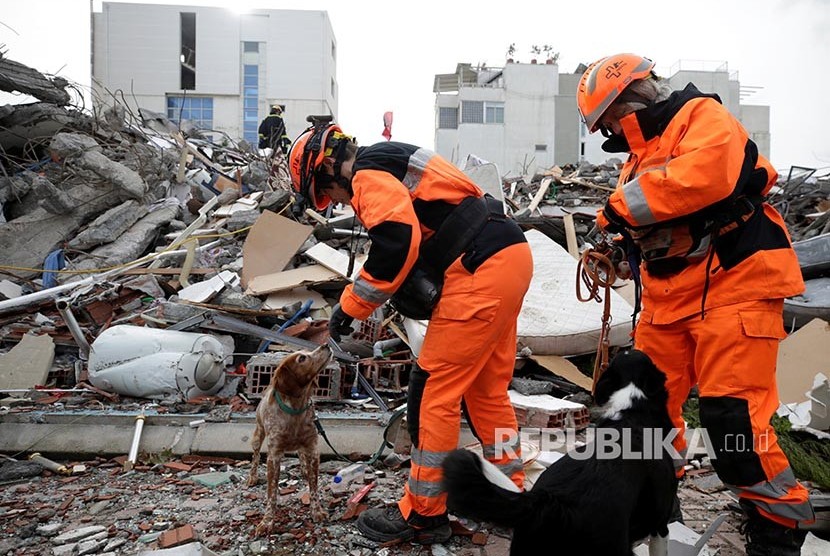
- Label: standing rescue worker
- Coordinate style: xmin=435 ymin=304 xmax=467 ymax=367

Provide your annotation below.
xmin=258 ymin=105 xmax=290 ymax=155
xmin=578 ymin=53 xmax=814 ymax=555
xmin=288 ymin=119 xmax=533 ymax=544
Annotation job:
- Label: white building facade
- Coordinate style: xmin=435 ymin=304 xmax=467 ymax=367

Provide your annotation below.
xmin=93 ymin=3 xmax=338 ymax=145
xmin=435 ymin=60 xmax=771 ymax=177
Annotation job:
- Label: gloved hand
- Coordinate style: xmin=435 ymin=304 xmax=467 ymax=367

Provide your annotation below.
xmin=328 ymin=303 xmax=354 ymax=342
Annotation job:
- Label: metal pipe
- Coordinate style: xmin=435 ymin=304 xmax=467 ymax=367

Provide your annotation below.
xmin=125 ymin=412 xmax=146 ymax=471
xmin=29 ymin=452 xmax=70 ymax=475
xmin=56 ymin=298 xmax=91 ymax=360
xmin=0 ymin=240 xmax=220 ymax=316
xmin=373 ymin=338 xmax=403 ymax=359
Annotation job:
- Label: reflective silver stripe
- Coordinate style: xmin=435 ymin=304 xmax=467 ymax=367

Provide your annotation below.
xmin=732 ymin=468 xmax=797 ymax=500
xmin=621 ymin=176 xmax=656 ymax=226
xmin=402 ymin=148 xmax=434 ymax=192
xmin=496 ymin=459 xmax=524 ymax=477
xmin=735 ymin=494 xmax=815 ymax=523
xmin=352 ymin=276 xmax=391 ymax=305
xmin=411 ymin=448 xmax=451 ymax=469
xmin=407 ymin=477 xmax=444 ymax=498
xmin=481 ymin=435 xmax=520 ymax=459
xmin=726 ymin=467 xmax=816 ymax=522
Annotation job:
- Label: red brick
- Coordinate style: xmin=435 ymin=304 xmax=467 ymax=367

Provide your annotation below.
xmin=158 ymin=524 xmax=197 ymax=548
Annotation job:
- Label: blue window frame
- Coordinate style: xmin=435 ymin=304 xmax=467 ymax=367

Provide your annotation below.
xmin=242 ymin=63 xmax=259 ymax=144
xmin=167 ymin=96 xmax=214 ymax=129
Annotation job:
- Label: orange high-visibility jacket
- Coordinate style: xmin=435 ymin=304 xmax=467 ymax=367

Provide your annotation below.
xmin=596 ymin=84 xmax=804 ymax=324
xmin=339 ymin=142 xmax=524 ymax=320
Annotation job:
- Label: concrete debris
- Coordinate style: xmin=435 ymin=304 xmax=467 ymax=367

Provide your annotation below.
xmin=1 ymin=54 xmax=829 ymax=556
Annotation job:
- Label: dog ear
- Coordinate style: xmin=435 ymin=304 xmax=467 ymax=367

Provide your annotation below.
xmin=633 ymin=350 xmax=668 ymax=403
xmin=593 ymin=366 xmax=619 ymax=406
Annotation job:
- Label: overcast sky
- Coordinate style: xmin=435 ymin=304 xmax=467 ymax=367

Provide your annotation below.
xmin=2 ymin=0 xmax=828 ymax=173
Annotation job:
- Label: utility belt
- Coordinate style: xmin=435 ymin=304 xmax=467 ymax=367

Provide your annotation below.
xmin=633 ymin=195 xmax=763 ymax=277
xmin=390 ymin=194 xmax=505 ymax=320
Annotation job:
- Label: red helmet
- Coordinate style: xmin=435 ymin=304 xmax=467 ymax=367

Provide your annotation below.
xmin=287 ymin=120 xmax=351 ymax=211
xmin=577 ymin=53 xmax=655 ymax=133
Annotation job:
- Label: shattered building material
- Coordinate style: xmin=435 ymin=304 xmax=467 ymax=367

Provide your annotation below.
xmin=0 ymin=332 xmax=54 ymax=391
xmin=245 ymin=351 xmax=344 ymax=401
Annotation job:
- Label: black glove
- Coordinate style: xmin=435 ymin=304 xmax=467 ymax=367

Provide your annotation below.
xmin=328 ymin=303 xmax=354 ymax=342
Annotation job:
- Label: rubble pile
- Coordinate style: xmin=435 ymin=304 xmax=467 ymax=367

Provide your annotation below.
xmin=1 ymin=55 xmax=829 ymax=556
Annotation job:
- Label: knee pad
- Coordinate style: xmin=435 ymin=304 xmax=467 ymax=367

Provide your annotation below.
xmin=699 ymin=396 xmax=766 ymax=486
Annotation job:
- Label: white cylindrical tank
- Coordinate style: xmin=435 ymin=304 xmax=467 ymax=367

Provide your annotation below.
xmin=87 ymin=325 xmax=228 ymax=400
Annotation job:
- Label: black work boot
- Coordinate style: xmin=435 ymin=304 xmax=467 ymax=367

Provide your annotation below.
xmin=356 ymin=505 xmax=451 ymax=544
xmin=740 ymin=501 xmax=807 ymax=556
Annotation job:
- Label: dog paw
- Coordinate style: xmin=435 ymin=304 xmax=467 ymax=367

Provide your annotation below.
xmin=254 ymin=518 xmax=273 ymax=537
xmin=246 ymin=474 xmax=258 ymax=487
xmin=311 ymin=506 xmax=328 ymax=523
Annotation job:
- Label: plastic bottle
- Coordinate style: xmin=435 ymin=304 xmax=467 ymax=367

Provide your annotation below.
xmin=330 ymin=463 xmax=366 ymax=493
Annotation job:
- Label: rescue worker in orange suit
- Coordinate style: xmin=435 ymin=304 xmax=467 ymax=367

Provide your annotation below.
xmin=578 ymin=53 xmax=814 ymax=555
xmin=258 ymin=105 xmax=290 ymax=155
xmin=287 ymin=120 xmax=533 ymax=544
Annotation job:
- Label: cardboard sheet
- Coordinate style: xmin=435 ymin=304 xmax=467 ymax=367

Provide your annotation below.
xmin=777 ymin=318 xmax=830 ymax=404
xmin=246 ymin=264 xmax=339 ymax=296
xmin=241 ymin=210 xmax=312 ymax=287
xmin=530 ymin=354 xmax=593 ymax=391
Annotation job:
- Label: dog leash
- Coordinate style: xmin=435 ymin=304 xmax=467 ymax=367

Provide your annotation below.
xmin=576 ymin=245 xmax=616 ymax=394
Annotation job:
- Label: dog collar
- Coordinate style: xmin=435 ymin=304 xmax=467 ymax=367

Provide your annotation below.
xmin=273 ymin=390 xmax=312 ymax=415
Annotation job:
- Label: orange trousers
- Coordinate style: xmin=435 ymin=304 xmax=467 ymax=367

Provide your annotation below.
xmin=398 ymin=242 xmax=533 ymax=523
xmin=635 ymin=299 xmax=814 ymax=528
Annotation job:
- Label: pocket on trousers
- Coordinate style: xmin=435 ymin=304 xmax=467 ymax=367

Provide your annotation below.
xmin=738 ymin=310 xmax=787 ymax=341
xmin=421 ymin=293 xmax=502 ymax=365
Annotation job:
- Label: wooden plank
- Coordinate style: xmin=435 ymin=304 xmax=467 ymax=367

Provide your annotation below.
xmin=563 ymin=213 xmax=579 ymax=260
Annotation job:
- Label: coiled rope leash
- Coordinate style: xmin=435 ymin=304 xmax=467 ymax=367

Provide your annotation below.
xmin=576 ymin=247 xmax=617 ymax=394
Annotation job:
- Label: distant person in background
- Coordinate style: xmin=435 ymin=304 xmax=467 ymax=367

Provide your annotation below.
xmin=258 ymin=105 xmax=290 ymax=156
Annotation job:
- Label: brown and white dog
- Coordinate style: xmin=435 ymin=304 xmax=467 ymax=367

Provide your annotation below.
xmin=247 ymin=344 xmax=331 ymax=535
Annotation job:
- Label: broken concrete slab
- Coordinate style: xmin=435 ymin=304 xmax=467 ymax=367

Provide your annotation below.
xmin=0 ymin=333 xmax=54 ymax=391
xmin=75 ymin=150 xmax=148 ymax=199
xmin=31 ymin=174 xmax=75 ymax=215
xmin=66 ymin=203 xmax=180 ymax=275
xmin=0 ymin=55 xmax=70 ymax=105
xmin=67 ymin=200 xmax=149 ymax=250
xmin=0 ymin=182 xmax=128 ymax=278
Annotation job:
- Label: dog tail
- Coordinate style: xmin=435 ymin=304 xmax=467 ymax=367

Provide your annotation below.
xmin=442 ymin=449 xmax=541 ymax=528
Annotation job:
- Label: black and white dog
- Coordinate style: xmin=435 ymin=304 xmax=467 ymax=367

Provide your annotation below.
xmin=442 ymin=349 xmax=677 ymax=556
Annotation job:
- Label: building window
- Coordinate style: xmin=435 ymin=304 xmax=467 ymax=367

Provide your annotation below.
xmin=180 ymin=13 xmax=196 ymax=90
xmin=438 ymin=107 xmax=458 ymax=129
xmin=461 ymin=101 xmax=503 ymax=124
xmin=167 ymin=96 xmax=213 ymax=129
xmin=243 ymin=41 xmax=259 ymax=53
xmin=242 ymin=64 xmax=259 ymax=144
xmin=535 ymin=144 xmax=547 ymax=152
xmin=485 ymin=102 xmax=504 ymax=124
xmin=461 ymin=101 xmax=483 ymax=124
